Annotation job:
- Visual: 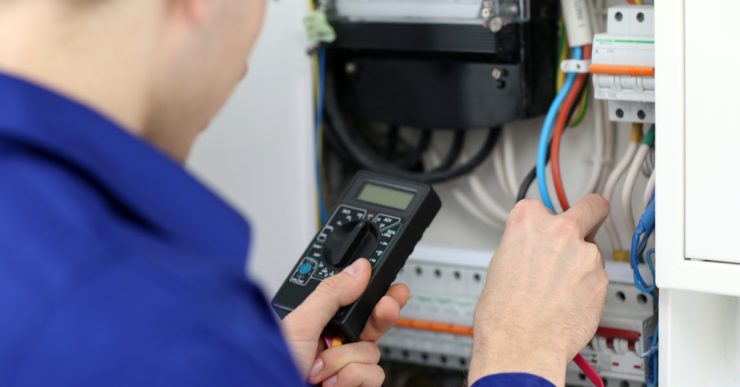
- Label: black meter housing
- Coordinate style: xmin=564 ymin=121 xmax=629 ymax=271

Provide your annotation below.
xmin=272 ymin=171 xmax=441 ymax=341
xmin=326 ymin=0 xmax=559 ymax=129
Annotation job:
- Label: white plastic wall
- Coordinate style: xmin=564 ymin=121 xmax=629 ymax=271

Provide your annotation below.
xmin=655 ymin=0 xmax=740 ymax=385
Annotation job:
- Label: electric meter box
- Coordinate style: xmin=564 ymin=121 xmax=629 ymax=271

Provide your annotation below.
xmin=326 ymin=0 xmax=559 ymax=129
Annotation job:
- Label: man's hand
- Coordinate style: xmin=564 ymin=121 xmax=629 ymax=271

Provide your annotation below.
xmin=282 ymin=258 xmax=409 ymax=387
xmin=469 ymin=195 xmax=610 ymax=387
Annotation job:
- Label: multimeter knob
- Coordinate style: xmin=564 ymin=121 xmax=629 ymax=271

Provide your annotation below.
xmin=324 ymin=220 xmax=378 ymax=268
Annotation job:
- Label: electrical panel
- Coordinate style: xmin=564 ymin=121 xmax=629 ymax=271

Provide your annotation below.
xmin=307 ymin=1 xmax=659 ymax=386
xmin=380 ymin=247 xmax=655 ymax=386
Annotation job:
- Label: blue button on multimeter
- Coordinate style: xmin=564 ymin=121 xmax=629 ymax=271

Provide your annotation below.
xmin=299 ymin=262 xmax=312 ymax=274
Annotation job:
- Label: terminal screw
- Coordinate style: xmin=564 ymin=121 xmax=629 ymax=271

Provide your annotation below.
xmin=487 ymin=17 xmax=504 ymax=32
xmin=491 ymin=68 xmax=508 ymax=80
xmin=344 ymin=62 xmax=358 ymax=75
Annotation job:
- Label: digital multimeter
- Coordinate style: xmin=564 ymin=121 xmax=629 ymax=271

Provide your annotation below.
xmin=271 ymin=171 xmax=441 ymax=342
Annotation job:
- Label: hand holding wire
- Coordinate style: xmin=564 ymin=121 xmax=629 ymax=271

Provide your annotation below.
xmin=469 ymin=195 xmax=610 ymax=387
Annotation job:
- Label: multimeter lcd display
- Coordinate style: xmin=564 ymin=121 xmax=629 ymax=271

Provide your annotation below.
xmin=356 ymin=183 xmax=415 ymax=210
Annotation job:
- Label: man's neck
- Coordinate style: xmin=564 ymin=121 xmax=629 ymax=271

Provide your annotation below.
xmin=0 ymin=3 xmax=153 ymax=140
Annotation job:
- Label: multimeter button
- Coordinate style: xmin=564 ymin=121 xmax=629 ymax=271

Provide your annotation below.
xmin=290 ymin=258 xmax=317 ymax=286
xmin=299 ymin=262 xmax=313 ymax=274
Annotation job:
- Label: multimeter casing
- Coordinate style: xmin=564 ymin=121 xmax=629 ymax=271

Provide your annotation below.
xmin=271 ymin=171 xmax=441 ymax=342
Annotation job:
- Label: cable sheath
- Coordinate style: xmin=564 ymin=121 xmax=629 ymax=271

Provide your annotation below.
xmin=551 ymin=46 xmax=592 ymax=210
xmin=537 ymin=47 xmax=583 ymax=211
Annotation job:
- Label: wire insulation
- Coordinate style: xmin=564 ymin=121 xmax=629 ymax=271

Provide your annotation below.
xmin=425 ymin=150 xmax=506 ymax=228
xmin=621 ymin=127 xmax=655 ymax=233
xmin=537 ymin=47 xmax=583 ymax=212
xmin=631 ymin=194 xmax=656 ymax=293
xmin=325 ymin=80 xmax=501 ymax=183
xmin=431 ymin=131 xmax=466 ymax=172
xmin=394 ymin=129 xmax=433 ymax=169
xmin=493 ymin=137 xmax=515 ymax=200
xmin=314 ymin=47 xmax=328 ymax=223
xmin=602 ymin=127 xmax=642 ymax=252
xmin=568 ymin=86 xmax=591 ymax=128
xmin=643 ymin=170 xmax=656 ymax=209
xmin=469 ymin=174 xmax=511 ymax=222
xmin=575 ymin=353 xmax=604 ymax=387
xmin=502 ymin=126 xmax=520 ymax=198
xmin=551 ymin=45 xmax=592 ymax=211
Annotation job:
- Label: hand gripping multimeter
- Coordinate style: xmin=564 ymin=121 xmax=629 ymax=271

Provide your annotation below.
xmin=271 ymin=171 xmax=441 ymax=342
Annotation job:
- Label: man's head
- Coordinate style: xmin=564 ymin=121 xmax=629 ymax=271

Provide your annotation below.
xmin=0 ymin=0 xmax=267 ymax=160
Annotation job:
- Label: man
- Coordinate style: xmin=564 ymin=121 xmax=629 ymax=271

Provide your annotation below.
xmin=0 ymin=1 xmax=609 ymax=386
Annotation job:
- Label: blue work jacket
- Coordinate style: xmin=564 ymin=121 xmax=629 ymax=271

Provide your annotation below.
xmin=0 ymin=72 xmax=550 ymax=387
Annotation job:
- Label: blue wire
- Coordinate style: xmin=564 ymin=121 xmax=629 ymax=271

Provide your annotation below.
xmin=646 ymin=248 xmax=656 ymax=285
xmin=646 ymin=325 xmax=659 ymax=387
xmin=631 ymin=192 xmax=656 ymax=293
xmin=314 ymin=47 xmax=328 ymax=223
xmin=631 ymin=191 xmax=658 ymax=387
xmin=537 ymin=47 xmax=583 ymax=211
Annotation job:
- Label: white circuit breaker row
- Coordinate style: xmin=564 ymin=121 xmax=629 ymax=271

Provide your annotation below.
xmin=591 ymin=5 xmax=655 ymax=124
xmin=381 ymin=249 xmax=655 ymax=386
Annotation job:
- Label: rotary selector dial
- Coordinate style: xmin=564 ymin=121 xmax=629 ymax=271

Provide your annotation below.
xmin=324 ymin=220 xmax=379 ymax=268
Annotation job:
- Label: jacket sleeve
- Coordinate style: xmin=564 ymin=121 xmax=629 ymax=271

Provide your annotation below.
xmin=472 ymin=373 xmax=556 ymax=387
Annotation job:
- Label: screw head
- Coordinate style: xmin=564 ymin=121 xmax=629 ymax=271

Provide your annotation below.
xmin=491 ymin=68 xmax=506 ymax=79
xmin=344 ymin=62 xmax=357 ymax=75
xmin=487 ymin=17 xmax=504 ymax=32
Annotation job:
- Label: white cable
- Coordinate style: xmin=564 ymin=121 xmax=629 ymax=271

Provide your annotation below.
xmin=597 ymin=104 xmax=616 ymax=192
xmin=454 ymin=137 xmax=511 ymax=223
xmin=641 ymin=149 xmax=655 ymax=178
xmin=561 ymin=0 xmax=594 ymax=46
xmin=502 ymin=126 xmax=519 ymax=198
xmin=456 ymin=146 xmax=510 ymax=222
xmin=643 ymin=170 xmax=656 ymax=209
xmin=468 ymin=174 xmax=511 ymax=222
xmin=492 ymin=135 xmax=514 ymax=200
xmin=621 ymin=143 xmax=651 ymax=233
xmin=588 ymin=0 xmax=606 ymax=34
xmin=602 ymin=140 xmax=639 ymax=251
xmin=576 ymin=93 xmax=605 ymax=198
xmin=452 ymin=188 xmax=505 ymax=229
xmin=426 ymin=146 xmax=507 ymax=228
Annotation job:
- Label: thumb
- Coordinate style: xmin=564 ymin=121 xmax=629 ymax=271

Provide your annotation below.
xmin=286 ymin=258 xmax=372 ymax=339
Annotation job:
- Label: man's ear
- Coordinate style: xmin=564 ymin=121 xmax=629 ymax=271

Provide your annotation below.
xmin=168 ymin=0 xmax=207 ymax=24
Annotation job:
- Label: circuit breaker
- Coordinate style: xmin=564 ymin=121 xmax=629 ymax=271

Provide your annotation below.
xmin=591 ymin=6 xmax=655 ymax=123
xmin=381 ymin=247 xmax=656 ymax=387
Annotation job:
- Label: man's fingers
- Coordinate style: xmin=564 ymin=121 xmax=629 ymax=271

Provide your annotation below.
xmin=307 ymin=341 xmax=381 ymax=384
xmin=284 ymin=259 xmax=372 ymax=340
xmin=359 ymin=284 xmax=409 ymax=341
xmin=323 ymin=363 xmax=385 ymax=387
xmin=561 ymin=194 xmax=610 ymax=238
xmin=386 ymin=283 xmax=410 ymax=309
xmin=360 ymin=294 xmax=402 ymax=342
